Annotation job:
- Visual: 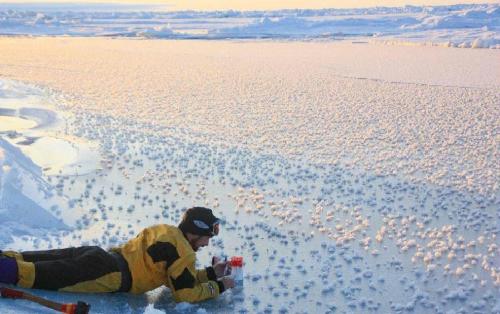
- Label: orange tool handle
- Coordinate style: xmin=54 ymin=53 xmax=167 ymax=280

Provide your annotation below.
xmin=0 ymin=287 xmax=24 ymax=299
xmin=1 ymin=287 xmax=89 ymax=313
xmin=61 ymin=303 xmax=77 ymax=314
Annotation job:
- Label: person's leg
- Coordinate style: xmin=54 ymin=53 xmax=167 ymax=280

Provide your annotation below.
xmin=0 ymin=255 xmax=18 ymax=284
xmin=17 ymin=246 xmax=122 ymax=293
xmin=1 ymin=246 xmax=92 ymax=285
xmin=0 ymin=250 xmax=23 ymax=261
xmin=1 ymin=247 xmax=79 ymax=262
xmin=21 ymin=247 xmax=82 ymax=262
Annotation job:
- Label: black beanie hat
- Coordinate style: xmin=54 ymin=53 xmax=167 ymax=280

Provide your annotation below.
xmin=178 ymin=207 xmax=220 ymax=237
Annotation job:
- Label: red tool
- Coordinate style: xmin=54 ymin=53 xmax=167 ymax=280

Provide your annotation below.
xmin=1 ymin=287 xmax=90 ymax=314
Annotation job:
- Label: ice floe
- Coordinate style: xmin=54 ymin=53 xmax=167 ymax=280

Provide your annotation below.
xmin=0 ymin=3 xmax=499 ymax=48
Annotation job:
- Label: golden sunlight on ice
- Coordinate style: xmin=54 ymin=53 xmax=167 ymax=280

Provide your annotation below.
xmin=0 ymin=37 xmax=498 ymax=196
xmin=0 ymin=116 xmax=37 ymax=131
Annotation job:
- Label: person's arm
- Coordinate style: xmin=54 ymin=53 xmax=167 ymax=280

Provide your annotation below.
xmin=167 ymin=253 xmax=225 ymax=303
xmin=195 ymin=266 xmax=217 ymax=283
xmin=196 ymin=257 xmax=231 ymax=283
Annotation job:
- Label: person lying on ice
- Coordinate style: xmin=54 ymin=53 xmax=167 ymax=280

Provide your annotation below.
xmin=0 ymin=207 xmax=235 ymax=303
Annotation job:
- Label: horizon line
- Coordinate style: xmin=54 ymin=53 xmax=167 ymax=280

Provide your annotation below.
xmin=0 ymin=1 xmax=496 ymax=12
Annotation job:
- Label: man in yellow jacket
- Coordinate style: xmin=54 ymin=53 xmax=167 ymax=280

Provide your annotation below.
xmin=0 ymin=207 xmax=235 ymax=303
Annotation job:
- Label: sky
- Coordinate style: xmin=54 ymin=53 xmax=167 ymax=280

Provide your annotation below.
xmin=0 ymin=0 xmax=498 ymax=10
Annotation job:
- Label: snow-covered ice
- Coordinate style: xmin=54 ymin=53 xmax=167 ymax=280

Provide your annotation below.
xmin=0 ymin=20 xmax=499 ymax=314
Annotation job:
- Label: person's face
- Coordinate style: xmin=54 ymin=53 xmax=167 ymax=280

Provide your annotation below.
xmin=189 ymin=235 xmax=211 ymax=252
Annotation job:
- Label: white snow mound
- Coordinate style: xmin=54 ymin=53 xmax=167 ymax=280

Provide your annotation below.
xmin=0 ymin=137 xmax=66 ymax=245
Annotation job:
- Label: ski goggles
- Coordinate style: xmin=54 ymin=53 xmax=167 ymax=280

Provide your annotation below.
xmin=193 ymin=219 xmax=220 ymax=236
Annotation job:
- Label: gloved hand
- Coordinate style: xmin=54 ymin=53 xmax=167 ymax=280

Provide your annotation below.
xmin=220 ymin=276 xmax=235 ymax=290
xmin=212 ymin=259 xmax=231 ymax=278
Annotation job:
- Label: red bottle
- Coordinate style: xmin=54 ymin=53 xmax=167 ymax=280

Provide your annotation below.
xmin=230 ymin=256 xmax=244 ymax=282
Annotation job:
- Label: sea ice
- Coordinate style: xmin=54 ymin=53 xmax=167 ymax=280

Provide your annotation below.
xmin=0 ymin=35 xmax=498 ymax=313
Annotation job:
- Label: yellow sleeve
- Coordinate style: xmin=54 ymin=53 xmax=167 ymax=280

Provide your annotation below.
xmin=196 ymin=268 xmax=208 ymax=283
xmin=168 ymin=254 xmax=221 ymax=303
xmin=196 ymin=266 xmax=217 ymax=283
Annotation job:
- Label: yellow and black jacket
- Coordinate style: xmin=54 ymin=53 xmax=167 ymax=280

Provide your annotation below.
xmin=6 ymin=224 xmax=223 ymax=303
xmin=112 ymin=224 xmax=223 ymax=301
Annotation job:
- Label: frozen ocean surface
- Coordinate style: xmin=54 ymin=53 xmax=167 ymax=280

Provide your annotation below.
xmin=0 ymin=3 xmax=499 ymax=48
xmin=0 ymin=36 xmax=499 ymax=313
